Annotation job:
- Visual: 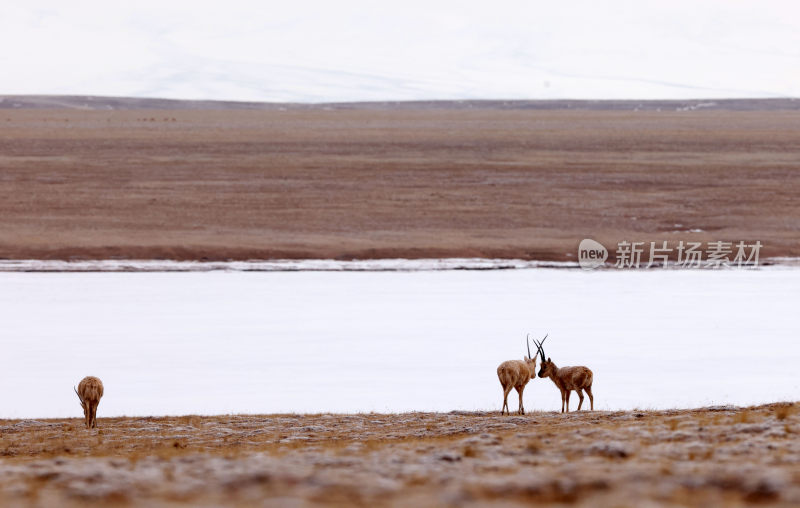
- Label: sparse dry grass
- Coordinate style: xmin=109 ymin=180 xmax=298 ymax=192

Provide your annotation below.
xmin=1 ymin=403 xmax=799 ymax=507
xmin=774 ymin=403 xmax=796 ymax=421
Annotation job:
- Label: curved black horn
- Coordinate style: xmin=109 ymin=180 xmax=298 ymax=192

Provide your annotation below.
xmin=534 ymin=333 xmax=548 ymax=360
xmin=526 ymin=334 xmax=532 ymax=358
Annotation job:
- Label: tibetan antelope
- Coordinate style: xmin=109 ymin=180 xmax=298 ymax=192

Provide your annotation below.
xmin=74 ymin=376 xmax=104 ymax=429
xmin=533 ymin=336 xmax=593 ymax=412
xmin=496 ymin=335 xmax=539 ymax=415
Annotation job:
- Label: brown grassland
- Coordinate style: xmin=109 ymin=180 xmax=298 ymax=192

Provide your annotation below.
xmin=1 ymin=104 xmax=799 ymax=261
xmin=1 ymin=403 xmax=798 ymax=507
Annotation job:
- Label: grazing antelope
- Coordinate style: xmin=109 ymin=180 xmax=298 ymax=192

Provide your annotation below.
xmin=533 ymin=336 xmax=593 ymax=412
xmin=496 ymin=335 xmax=539 ymax=415
xmin=74 ymin=376 xmax=104 ymax=429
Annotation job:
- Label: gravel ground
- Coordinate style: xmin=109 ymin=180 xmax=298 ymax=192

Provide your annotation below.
xmin=1 ymin=403 xmax=798 ymax=506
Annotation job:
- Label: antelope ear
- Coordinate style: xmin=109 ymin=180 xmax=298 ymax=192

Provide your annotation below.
xmin=547 ymin=357 xmax=551 ymax=362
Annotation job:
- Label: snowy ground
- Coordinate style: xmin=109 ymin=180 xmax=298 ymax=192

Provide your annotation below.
xmin=0 ymin=259 xmax=573 ymax=272
xmin=3 ymin=2 xmax=799 ymax=101
xmin=1 ymin=258 xmax=798 ymax=272
xmin=1 ymin=268 xmax=797 ymax=418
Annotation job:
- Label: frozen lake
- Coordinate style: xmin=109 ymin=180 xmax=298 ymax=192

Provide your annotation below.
xmin=2 ymin=268 xmax=798 ymax=418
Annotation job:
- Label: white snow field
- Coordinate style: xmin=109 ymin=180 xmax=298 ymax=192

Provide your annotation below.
xmin=0 ymin=259 xmax=572 ymax=272
xmin=2 ymin=2 xmax=799 ymax=102
xmin=1 ymin=268 xmax=797 ymax=418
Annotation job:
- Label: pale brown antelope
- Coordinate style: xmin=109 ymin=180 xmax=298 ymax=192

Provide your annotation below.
xmin=74 ymin=376 xmax=104 ymax=429
xmin=496 ymin=335 xmax=539 ymax=415
xmin=533 ymin=336 xmax=593 ymax=412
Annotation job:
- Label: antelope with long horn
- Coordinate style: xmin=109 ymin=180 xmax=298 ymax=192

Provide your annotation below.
xmin=496 ymin=335 xmax=538 ymax=415
xmin=533 ymin=336 xmax=594 ymax=412
xmin=74 ymin=376 xmax=104 ymax=429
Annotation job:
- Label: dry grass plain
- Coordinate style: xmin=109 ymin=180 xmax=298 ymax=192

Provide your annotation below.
xmin=1 ymin=101 xmax=799 ymax=261
xmin=1 ymin=403 xmax=798 ymax=507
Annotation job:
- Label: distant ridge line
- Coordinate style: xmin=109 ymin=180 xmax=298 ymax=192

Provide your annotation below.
xmin=1 ymin=95 xmax=798 ymax=111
